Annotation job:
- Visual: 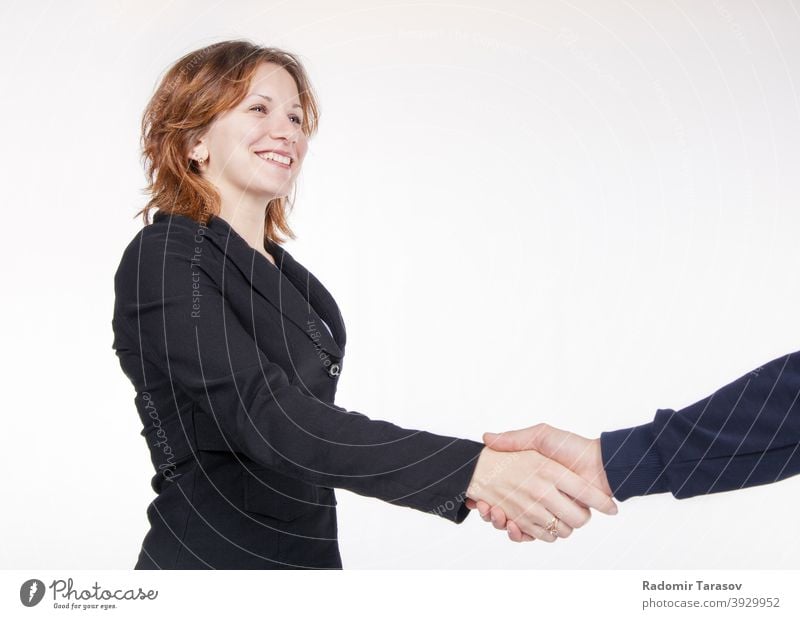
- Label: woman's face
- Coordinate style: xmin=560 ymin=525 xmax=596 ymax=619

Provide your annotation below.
xmin=193 ymin=62 xmax=309 ymax=204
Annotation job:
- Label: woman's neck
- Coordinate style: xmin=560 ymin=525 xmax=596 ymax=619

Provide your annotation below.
xmin=217 ymin=201 xmax=270 ymax=254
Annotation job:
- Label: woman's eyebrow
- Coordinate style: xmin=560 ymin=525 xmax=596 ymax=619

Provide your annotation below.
xmin=247 ymin=93 xmax=303 ymax=110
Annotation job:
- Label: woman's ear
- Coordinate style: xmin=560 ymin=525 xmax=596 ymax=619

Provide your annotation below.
xmin=188 ymin=138 xmax=209 ymax=165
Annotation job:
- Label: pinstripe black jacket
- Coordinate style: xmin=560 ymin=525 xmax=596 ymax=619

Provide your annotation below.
xmin=112 ymin=211 xmax=483 ymax=569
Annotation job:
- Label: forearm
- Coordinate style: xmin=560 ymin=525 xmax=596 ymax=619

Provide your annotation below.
xmin=119 ymin=313 xmax=483 ymax=521
xmin=600 ymin=351 xmax=800 ymax=500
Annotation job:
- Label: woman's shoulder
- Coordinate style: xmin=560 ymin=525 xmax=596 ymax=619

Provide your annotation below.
xmin=115 ymin=212 xmax=211 ymax=278
xmin=149 ymin=210 xmax=205 ymax=238
xmin=123 ymin=212 xmax=203 ymax=252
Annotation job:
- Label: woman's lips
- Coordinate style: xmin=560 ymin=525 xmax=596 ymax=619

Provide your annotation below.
xmin=255 ymin=152 xmax=292 ymax=169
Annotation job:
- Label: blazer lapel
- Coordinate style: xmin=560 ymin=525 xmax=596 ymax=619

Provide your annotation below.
xmin=203 ymin=214 xmax=345 ymax=358
xmin=267 ymin=239 xmax=347 ymax=355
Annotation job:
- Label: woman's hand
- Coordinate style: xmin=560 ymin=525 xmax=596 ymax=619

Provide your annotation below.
xmin=467 ymin=424 xmax=616 ymax=542
xmin=465 ymin=446 xmax=617 ymax=542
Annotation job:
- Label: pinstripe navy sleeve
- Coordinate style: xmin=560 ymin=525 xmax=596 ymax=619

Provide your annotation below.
xmin=600 ymin=351 xmax=800 ymax=500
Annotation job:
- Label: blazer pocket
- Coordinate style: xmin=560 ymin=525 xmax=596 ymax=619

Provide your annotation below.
xmin=243 ymin=466 xmax=320 ymax=522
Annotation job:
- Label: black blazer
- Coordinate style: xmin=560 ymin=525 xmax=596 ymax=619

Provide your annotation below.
xmin=111 ymin=211 xmax=484 ymax=569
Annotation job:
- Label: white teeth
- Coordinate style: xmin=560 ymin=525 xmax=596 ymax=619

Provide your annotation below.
xmin=257 ymin=151 xmax=291 ymax=165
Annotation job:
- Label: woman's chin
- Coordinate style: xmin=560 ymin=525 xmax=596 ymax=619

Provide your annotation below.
xmin=256 ymin=176 xmax=295 ymax=199
xmin=238 ymin=184 xmax=290 ymax=204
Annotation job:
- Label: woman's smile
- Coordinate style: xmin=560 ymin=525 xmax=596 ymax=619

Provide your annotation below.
xmin=255 ymin=150 xmax=293 ymax=168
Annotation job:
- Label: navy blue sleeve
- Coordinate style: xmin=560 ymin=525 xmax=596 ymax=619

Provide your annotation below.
xmin=599 ymin=351 xmax=800 ymax=500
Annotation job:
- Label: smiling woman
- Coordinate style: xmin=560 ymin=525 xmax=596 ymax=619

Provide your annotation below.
xmin=185 ymin=61 xmax=309 ymax=244
xmin=112 ymin=39 xmax=618 ymax=570
xmin=138 ymin=41 xmax=320 ymax=246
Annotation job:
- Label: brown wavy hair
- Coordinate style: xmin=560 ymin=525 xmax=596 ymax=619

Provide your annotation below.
xmin=137 ymin=39 xmax=321 ymax=243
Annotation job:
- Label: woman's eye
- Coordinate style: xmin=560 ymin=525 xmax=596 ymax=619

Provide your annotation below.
xmin=250 ymin=104 xmax=302 ymax=125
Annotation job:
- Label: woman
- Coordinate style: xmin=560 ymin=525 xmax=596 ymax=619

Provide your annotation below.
xmin=468 ymin=349 xmax=800 ymax=541
xmin=111 ymin=40 xmax=618 ymax=569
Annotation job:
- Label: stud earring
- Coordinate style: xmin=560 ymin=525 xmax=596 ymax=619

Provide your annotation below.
xmin=196 ymin=156 xmax=206 ymax=165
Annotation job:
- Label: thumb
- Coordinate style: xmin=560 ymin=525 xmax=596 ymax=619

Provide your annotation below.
xmin=527 ymin=424 xmax=577 ymax=460
xmin=482 ymin=425 xmax=543 ymax=452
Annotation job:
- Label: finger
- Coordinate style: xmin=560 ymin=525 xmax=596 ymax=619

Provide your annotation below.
xmin=482 ymin=426 xmax=542 ymax=452
xmin=506 ymin=521 xmax=536 ymax=542
xmin=534 ymin=509 xmax=575 ymax=542
xmin=522 ymin=523 xmax=559 ymax=543
xmin=490 ymin=505 xmax=508 ymax=530
xmin=476 ymin=500 xmax=492 ymax=521
xmin=506 ymin=520 xmax=535 ymax=542
xmin=531 ymin=504 xmax=575 ymax=539
xmin=538 ymin=488 xmax=592 ymax=530
xmin=469 ymin=499 xmax=492 ymax=521
xmin=506 ymin=520 xmax=523 ymax=542
xmin=505 ymin=501 xmax=573 ymax=541
xmin=545 ymin=514 xmax=574 ymax=539
xmin=557 ymin=470 xmax=618 ymax=516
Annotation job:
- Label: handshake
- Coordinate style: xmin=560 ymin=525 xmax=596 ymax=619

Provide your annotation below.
xmin=465 ymin=423 xmax=617 ymax=542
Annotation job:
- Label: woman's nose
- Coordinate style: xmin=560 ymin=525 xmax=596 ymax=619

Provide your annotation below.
xmin=268 ymin=113 xmax=300 ymax=141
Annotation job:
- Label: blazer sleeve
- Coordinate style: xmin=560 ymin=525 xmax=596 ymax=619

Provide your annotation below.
xmin=599 ymin=351 xmax=800 ymax=500
xmin=113 ymin=230 xmax=484 ymax=523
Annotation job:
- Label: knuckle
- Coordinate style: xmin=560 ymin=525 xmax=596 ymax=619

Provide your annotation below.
xmin=571 ymin=509 xmax=591 ymax=528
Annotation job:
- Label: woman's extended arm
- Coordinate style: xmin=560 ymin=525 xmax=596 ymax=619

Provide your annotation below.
xmin=113 ymin=227 xmax=616 ymax=534
xmin=113 ymin=227 xmax=484 ymax=522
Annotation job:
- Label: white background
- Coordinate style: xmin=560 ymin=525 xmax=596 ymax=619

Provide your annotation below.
xmin=1 ymin=0 xmax=798 ymax=569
